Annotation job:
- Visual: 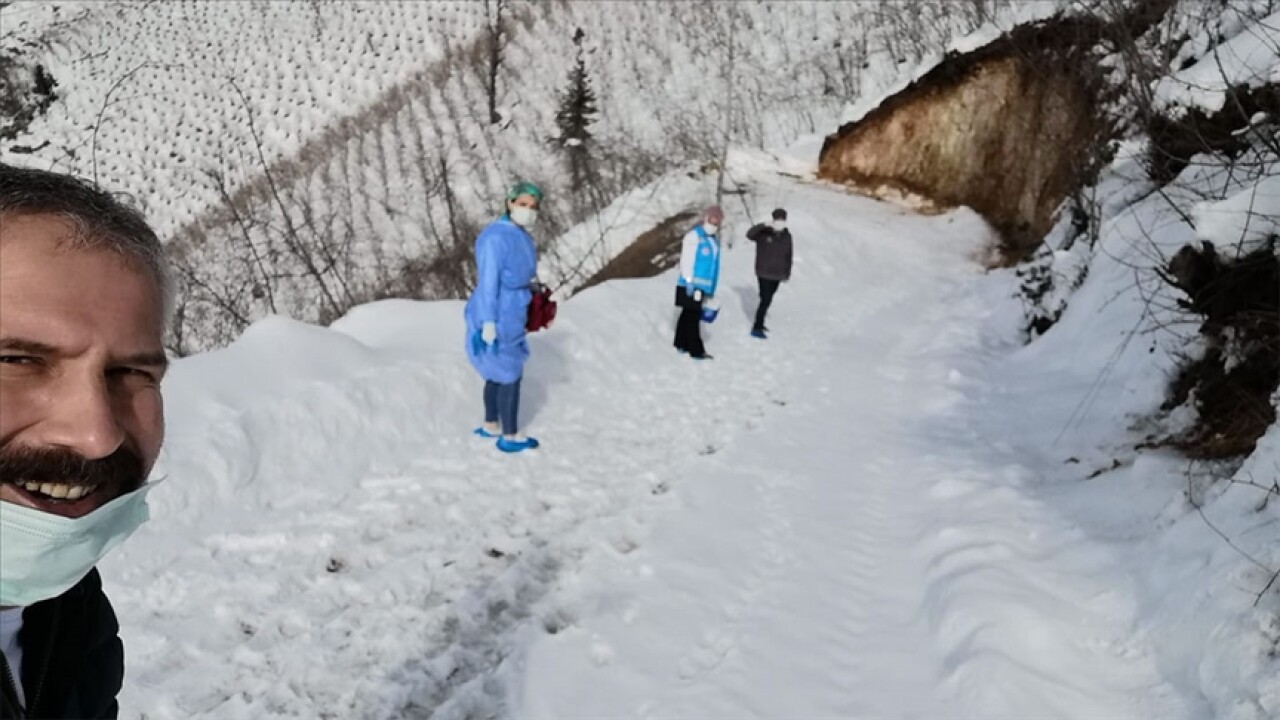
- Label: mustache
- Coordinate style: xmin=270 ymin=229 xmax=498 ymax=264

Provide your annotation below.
xmin=0 ymin=445 xmax=146 ymax=494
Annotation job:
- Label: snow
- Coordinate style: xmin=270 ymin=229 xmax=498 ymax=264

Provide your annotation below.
xmin=1195 ymin=167 xmax=1280 ymax=255
xmin=96 ymin=149 xmax=1278 ymax=718
xmin=0 ymin=0 xmax=483 ymax=236
xmin=544 ymin=147 xmax=829 ymax=296
xmin=513 ymin=159 xmax=1271 ymax=719
xmin=1156 ymin=10 xmax=1280 ymax=114
xmin=2 ymin=1 xmax=1274 ymax=716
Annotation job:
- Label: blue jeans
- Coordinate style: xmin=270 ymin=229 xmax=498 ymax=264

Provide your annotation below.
xmin=484 ymin=378 xmax=522 ymax=436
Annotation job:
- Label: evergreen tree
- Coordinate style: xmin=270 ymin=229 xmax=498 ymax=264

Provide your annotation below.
xmin=553 ymin=28 xmax=599 ymax=195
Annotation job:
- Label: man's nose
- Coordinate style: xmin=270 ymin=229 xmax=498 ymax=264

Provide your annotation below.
xmin=40 ymin=371 xmax=125 ymax=460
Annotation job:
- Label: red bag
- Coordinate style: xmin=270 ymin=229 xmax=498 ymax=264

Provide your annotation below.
xmin=526 ymin=287 xmax=557 ymax=332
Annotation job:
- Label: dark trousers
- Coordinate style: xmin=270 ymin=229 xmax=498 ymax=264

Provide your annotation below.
xmin=484 ymin=378 xmax=522 ymax=435
xmin=673 ymin=287 xmax=706 ymax=357
xmin=754 ymin=278 xmax=781 ymax=331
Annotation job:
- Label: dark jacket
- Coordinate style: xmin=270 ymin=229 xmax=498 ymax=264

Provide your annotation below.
xmin=746 ymin=224 xmax=793 ymax=281
xmin=1 ymin=570 xmax=122 ymax=719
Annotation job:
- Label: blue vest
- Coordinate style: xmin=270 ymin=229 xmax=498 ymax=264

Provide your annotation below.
xmin=681 ymin=226 xmax=720 ymax=296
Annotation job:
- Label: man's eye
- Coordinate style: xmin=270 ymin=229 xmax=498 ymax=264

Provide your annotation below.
xmin=110 ymin=367 xmax=159 ymax=384
xmin=0 ymin=355 xmax=44 ymax=378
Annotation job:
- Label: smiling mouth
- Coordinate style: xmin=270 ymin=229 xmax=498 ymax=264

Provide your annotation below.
xmin=16 ymin=481 xmax=100 ymax=502
xmin=0 ymin=480 xmax=112 ymax=518
xmin=0 ymin=445 xmax=143 ymax=517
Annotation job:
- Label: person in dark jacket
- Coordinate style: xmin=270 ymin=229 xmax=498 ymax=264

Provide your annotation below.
xmin=0 ymin=164 xmax=170 ymax=718
xmin=745 ymin=207 xmax=794 ymax=339
xmin=1 ymin=570 xmax=122 ymax=719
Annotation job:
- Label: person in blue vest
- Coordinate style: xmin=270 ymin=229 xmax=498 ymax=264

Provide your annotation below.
xmin=673 ymin=205 xmax=724 ymax=360
xmin=465 ymin=181 xmax=543 ymax=453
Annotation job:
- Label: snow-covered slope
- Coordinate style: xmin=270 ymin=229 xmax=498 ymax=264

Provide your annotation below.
xmin=2 ymin=0 xmax=1036 ymax=351
xmin=0 ymin=1 xmax=484 ymax=233
xmin=100 ymin=146 xmax=1277 ymax=718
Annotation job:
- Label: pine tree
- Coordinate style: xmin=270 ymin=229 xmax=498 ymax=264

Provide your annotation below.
xmin=553 ymin=28 xmax=599 ymax=195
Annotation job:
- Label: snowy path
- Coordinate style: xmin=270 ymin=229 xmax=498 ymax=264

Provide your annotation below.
xmin=514 ymin=178 xmax=1201 ymax=718
xmin=104 ymin=167 xmax=1208 ymax=718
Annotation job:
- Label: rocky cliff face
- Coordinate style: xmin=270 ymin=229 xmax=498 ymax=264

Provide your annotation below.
xmin=818 ymin=23 xmax=1108 ymax=260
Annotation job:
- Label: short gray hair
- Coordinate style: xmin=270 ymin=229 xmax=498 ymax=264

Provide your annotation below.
xmin=0 ymin=163 xmax=171 ymax=314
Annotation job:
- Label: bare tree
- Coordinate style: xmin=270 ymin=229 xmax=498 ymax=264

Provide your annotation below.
xmin=225 ymin=77 xmax=346 ymax=317
xmin=482 ymin=0 xmax=509 ymax=126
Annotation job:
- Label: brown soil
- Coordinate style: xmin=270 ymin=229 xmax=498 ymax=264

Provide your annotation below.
xmin=819 ymin=44 xmax=1105 ymax=261
xmin=812 ymin=6 xmax=1188 ymax=261
xmin=575 ymin=210 xmax=698 ymax=295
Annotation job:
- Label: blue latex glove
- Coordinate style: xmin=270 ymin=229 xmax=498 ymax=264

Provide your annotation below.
xmin=471 ymin=327 xmax=498 ymax=355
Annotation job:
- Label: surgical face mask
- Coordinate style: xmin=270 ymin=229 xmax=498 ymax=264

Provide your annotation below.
xmin=703 ymin=222 xmax=719 ymax=235
xmin=0 ymin=483 xmax=157 ymax=607
xmin=510 ymin=206 xmax=538 ymax=227
xmin=773 ymin=220 xmax=787 ymax=231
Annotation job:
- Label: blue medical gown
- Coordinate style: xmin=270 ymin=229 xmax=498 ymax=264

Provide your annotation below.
xmin=464 ymin=218 xmax=537 ymax=384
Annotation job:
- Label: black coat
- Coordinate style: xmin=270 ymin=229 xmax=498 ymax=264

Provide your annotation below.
xmin=1 ymin=569 xmax=123 ymax=719
xmin=746 ymin=224 xmax=793 ymax=281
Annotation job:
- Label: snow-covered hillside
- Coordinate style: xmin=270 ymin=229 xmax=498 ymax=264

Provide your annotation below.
xmin=1 ymin=0 xmax=1037 ymax=351
xmin=1 ymin=1 xmax=485 ymax=233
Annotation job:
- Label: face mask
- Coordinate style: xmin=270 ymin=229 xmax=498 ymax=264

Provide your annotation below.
xmin=773 ymin=221 xmax=787 ymax=231
xmin=509 ymin=206 xmax=538 ymax=227
xmin=703 ymin=223 xmax=719 ymax=235
xmin=0 ymin=482 xmax=157 ymax=607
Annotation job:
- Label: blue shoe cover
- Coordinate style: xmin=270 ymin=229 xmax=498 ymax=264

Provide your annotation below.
xmin=497 ymin=437 xmax=540 ymax=453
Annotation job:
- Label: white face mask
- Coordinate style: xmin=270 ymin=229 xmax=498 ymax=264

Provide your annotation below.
xmin=703 ymin=223 xmax=719 ymax=235
xmin=0 ymin=482 xmax=158 ymax=606
xmin=773 ymin=220 xmax=787 ymax=231
xmin=509 ymin=206 xmax=538 ymax=227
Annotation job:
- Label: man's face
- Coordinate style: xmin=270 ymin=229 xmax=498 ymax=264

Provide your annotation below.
xmin=0 ymin=214 xmax=167 ymax=519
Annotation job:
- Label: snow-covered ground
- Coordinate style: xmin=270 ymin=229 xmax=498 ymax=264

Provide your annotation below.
xmin=99 ymin=145 xmax=1278 ymax=718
